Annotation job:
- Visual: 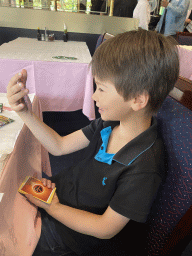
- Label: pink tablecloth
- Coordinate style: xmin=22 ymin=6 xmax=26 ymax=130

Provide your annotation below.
xmin=0 ymin=96 xmax=52 ymax=256
xmin=178 ymin=46 xmax=192 ymax=80
xmin=0 ymin=59 xmax=95 ymax=120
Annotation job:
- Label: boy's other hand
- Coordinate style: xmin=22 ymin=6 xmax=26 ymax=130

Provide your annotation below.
xmin=25 ymin=178 xmax=59 ymax=212
xmin=41 ymin=178 xmax=56 ymax=190
xmin=7 ymin=69 xmax=29 ymax=113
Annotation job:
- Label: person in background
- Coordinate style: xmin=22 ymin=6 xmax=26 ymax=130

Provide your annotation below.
xmin=184 ymin=9 xmax=192 ymax=31
xmin=156 ymin=0 xmax=190 ymax=37
xmin=133 ymin=0 xmax=151 ymax=30
xmin=100 ymin=0 xmax=137 ymax=16
xmin=112 ymin=0 xmax=138 ymax=17
xmin=91 ymin=0 xmax=105 ymax=13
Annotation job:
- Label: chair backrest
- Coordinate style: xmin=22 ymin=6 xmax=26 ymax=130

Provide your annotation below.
xmin=170 ymin=76 xmax=192 ymax=111
xmin=95 ymin=32 xmax=114 ymax=50
xmin=176 ymin=32 xmax=192 ymax=38
xmin=146 ymin=77 xmax=192 ymax=255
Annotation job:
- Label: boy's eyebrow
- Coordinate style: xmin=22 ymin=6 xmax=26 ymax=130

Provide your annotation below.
xmin=95 ymin=81 xmax=108 ymax=87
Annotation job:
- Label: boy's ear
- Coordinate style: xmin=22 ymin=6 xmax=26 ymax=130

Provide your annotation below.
xmin=131 ymin=93 xmax=149 ymax=111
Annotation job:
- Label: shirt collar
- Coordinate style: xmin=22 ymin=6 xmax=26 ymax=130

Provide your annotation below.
xmin=102 ymin=117 xmax=157 ymax=166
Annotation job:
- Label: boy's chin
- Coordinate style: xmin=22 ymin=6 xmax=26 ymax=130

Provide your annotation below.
xmin=100 ymin=115 xmax=119 ymax=122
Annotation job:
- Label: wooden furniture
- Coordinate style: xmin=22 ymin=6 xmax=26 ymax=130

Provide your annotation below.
xmin=169 ymin=76 xmax=192 ymax=110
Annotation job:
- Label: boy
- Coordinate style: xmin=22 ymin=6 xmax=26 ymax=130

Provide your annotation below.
xmin=7 ymin=29 xmax=179 ymax=255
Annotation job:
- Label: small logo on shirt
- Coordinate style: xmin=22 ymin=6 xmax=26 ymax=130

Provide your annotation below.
xmin=102 ymin=177 xmax=107 ymax=186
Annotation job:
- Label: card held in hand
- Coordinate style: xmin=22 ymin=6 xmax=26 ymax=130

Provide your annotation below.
xmin=18 ymin=176 xmax=56 ymax=204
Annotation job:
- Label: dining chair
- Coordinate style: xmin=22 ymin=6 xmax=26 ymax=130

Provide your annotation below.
xmin=172 ymin=76 xmax=192 ymax=111
xmin=145 ymin=76 xmax=192 ymax=256
xmin=95 ymin=32 xmax=114 ymax=50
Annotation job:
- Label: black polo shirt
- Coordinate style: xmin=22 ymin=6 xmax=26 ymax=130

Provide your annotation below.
xmin=50 ymin=117 xmax=165 ymax=255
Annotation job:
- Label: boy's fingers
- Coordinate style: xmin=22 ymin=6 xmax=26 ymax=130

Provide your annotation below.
xmin=41 ymin=178 xmax=47 ymax=187
xmin=7 ymin=72 xmax=22 ymax=90
xmin=40 ymin=178 xmax=55 ymax=189
xmin=25 ymin=194 xmax=34 ymax=202
xmin=47 ymin=180 xmax=52 ymax=188
xmin=8 ymin=88 xmax=28 ymax=107
xmin=20 ymin=69 xmax=27 ymax=83
xmin=7 ymin=69 xmax=27 ymax=91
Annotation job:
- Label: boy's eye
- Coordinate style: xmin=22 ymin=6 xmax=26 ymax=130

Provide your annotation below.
xmin=99 ymin=88 xmax=104 ymax=92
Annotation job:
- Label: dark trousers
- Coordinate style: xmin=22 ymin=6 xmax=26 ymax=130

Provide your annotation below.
xmin=32 ymin=172 xmax=76 ymax=256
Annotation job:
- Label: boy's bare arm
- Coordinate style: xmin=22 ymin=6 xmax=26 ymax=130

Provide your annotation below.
xmin=25 ymin=179 xmax=129 ymax=240
xmin=7 ymin=70 xmax=90 ymax=156
xmin=47 ymin=203 xmax=129 ymax=239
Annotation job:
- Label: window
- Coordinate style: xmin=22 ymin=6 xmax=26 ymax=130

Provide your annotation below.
xmin=0 ymin=0 xmax=96 ymax=13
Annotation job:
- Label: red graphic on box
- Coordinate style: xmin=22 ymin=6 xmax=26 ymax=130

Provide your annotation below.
xmin=19 ymin=177 xmax=55 ymax=203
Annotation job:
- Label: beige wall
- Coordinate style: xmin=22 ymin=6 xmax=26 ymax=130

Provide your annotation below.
xmin=0 ymin=7 xmax=139 ymax=35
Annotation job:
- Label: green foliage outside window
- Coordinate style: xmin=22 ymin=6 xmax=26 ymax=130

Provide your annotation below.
xmin=0 ymin=0 xmax=100 ymax=13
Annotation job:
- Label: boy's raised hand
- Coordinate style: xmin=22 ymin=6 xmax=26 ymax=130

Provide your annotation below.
xmin=7 ymin=69 xmax=29 ymax=113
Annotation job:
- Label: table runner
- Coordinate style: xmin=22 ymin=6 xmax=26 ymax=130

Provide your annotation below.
xmin=0 ymin=96 xmax=51 ymax=256
xmin=0 ymin=38 xmax=92 ymax=63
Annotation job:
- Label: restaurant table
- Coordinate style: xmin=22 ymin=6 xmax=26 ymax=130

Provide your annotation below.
xmin=0 ymin=94 xmax=52 ymax=256
xmin=0 ymin=37 xmax=95 ymax=120
xmin=178 ymin=45 xmax=192 ymax=81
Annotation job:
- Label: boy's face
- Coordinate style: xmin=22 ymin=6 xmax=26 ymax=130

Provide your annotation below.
xmin=92 ymin=78 xmax=134 ymax=121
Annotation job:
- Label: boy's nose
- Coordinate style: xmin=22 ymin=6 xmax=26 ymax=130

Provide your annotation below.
xmin=92 ymin=91 xmax=97 ymax=102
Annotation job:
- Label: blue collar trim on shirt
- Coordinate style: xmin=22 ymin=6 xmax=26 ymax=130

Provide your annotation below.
xmin=94 ymin=126 xmax=115 ymax=165
xmin=94 ymin=117 xmax=157 ymax=166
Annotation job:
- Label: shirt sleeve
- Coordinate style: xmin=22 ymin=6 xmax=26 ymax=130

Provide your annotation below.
xmin=109 ymin=171 xmax=162 ymax=223
xmin=81 ymin=118 xmax=102 ymax=141
xmin=189 ymin=10 xmax=192 ymax=20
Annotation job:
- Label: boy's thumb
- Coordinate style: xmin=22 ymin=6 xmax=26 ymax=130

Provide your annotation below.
xmin=25 ymin=193 xmax=33 ymax=200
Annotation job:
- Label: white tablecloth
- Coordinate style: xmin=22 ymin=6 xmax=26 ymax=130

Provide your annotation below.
xmin=0 ymin=93 xmax=35 ymax=174
xmin=0 ymin=37 xmax=92 ymax=63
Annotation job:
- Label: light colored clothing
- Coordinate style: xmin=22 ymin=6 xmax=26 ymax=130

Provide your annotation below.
xmin=186 ymin=9 xmax=192 ymax=19
xmin=133 ymin=0 xmax=151 ymax=30
xmin=156 ymin=0 xmax=190 ymax=36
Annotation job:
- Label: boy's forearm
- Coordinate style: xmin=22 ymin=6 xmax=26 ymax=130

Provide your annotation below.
xmin=46 ymin=203 xmax=110 ymax=239
xmin=18 ymin=111 xmax=61 ymax=156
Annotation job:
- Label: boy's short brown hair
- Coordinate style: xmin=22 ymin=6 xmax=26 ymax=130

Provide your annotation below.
xmin=91 ymin=29 xmax=180 ymax=114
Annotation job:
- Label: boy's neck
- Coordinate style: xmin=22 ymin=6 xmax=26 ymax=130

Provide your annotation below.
xmin=117 ymin=113 xmax=152 ymax=141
